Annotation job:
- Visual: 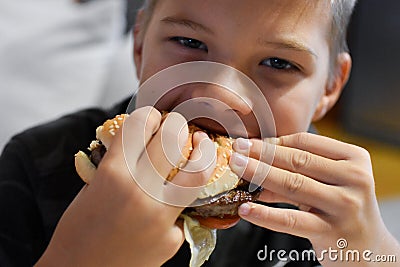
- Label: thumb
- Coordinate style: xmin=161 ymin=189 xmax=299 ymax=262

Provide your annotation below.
xmin=163 ymin=131 xmax=215 ymax=218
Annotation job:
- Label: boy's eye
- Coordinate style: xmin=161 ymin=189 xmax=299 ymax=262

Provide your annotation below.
xmin=261 ymin=58 xmax=296 ymax=70
xmin=170 ymin=37 xmax=208 ymax=52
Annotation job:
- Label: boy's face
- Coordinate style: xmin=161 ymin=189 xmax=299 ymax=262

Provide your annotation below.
xmin=134 ymin=0 xmax=350 ymax=138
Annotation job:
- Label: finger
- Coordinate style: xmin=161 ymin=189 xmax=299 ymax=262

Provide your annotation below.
xmin=111 ymin=106 xmax=162 ymax=165
xmin=171 ymin=131 xmax=216 ymax=188
xmin=96 ymin=107 xmax=162 ymax=185
xmin=258 ymin=190 xmax=311 ymax=212
xmin=275 ymin=133 xmax=372 ymax=168
xmin=268 ymin=132 xmax=359 ymax=161
xmin=230 ymin=153 xmax=339 ymax=214
xmin=134 ymin=112 xmax=193 ymax=211
xmin=236 ymin=138 xmax=351 ymax=186
xmin=238 ymin=202 xmax=330 ymax=239
xmin=140 ymin=112 xmax=191 ymax=180
xmin=163 ymin=131 xmax=214 ymax=216
xmin=160 ymin=223 xmax=185 ymax=261
xmin=171 ymin=223 xmax=185 ymax=249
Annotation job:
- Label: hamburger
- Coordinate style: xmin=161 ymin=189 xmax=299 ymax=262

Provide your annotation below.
xmin=75 ymin=112 xmax=263 ymax=266
xmin=75 ymin=113 xmax=262 ymax=230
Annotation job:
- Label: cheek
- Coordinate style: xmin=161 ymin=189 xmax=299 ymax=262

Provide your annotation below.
xmin=268 ymin=60 xmax=330 ymax=136
xmin=139 ymin=52 xmax=170 ymax=84
xmin=269 ymin=84 xmax=324 ymax=136
xmin=137 ymin=31 xmax=177 ymax=84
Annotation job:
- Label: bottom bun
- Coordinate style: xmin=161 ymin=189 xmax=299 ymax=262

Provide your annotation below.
xmin=192 ymin=215 xmax=241 ymax=230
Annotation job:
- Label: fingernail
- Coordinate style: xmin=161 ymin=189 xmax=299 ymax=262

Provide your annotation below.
xmin=231 ymin=152 xmax=248 ymax=168
xmin=239 ymin=203 xmax=251 ymax=216
xmin=235 ymin=138 xmax=252 ymax=153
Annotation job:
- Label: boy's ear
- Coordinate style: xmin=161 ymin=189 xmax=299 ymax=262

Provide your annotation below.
xmin=312 ymin=52 xmax=352 ymax=122
xmin=133 ymin=10 xmax=145 ymax=80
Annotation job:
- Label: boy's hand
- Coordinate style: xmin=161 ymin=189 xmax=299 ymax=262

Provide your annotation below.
xmin=36 ymin=107 xmax=211 ymax=267
xmin=230 ymin=132 xmax=400 ymax=266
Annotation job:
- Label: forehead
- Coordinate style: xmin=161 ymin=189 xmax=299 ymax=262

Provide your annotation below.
xmin=150 ymin=0 xmax=332 ymax=54
xmin=151 ymin=0 xmax=331 ymax=35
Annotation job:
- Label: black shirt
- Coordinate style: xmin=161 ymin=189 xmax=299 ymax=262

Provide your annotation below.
xmin=0 ymin=98 xmax=319 ymax=267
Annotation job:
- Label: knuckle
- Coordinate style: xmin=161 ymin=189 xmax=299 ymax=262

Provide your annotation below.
xmin=283 ymin=172 xmax=304 ymax=193
xmin=261 ymin=142 xmax=274 ymax=164
xmin=134 ymin=106 xmax=161 ymax=121
xmin=284 ymin=212 xmax=298 ymax=230
xmin=98 ymin=157 xmax=120 ymax=177
xmin=132 ymin=106 xmax=161 ymax=133
xmin=337 ymin=189 xmax=363 ymax=212
xmin=295 ymin=132 xmax=310 ymax=148
xmin=348 ymin=145 xmax=371 ymax=162
xmin=349 ymin=165 xmax=374 ymax=190
xmin=356 ymin=146 xmax=371 ymax=161
xmin=359 ymin=174 xmax=375 ymax=191
xmin=167 ymin=111 xmax=187 ymax=123
xmin=161 ymin=112 xmax=188 ymax=136
xmin=354 ymin=146 xmax=371 ymax=162
xmin=290 ymin=150 xmax=312 ymax=171
xmin=163 ymin=232 xmax=182 ymax=252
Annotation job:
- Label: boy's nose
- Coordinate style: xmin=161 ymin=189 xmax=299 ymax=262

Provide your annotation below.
xmin=190 ymin=83 xmax=253 ymax=116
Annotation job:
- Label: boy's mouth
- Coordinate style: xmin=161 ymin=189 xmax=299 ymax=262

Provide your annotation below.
xmin=189 ymin=117 xmax=259 ymax=139
xmin=189 ymin=118 xmax=229 ymax=136
xmin=151 ymin=88 xmax=263 ymax=139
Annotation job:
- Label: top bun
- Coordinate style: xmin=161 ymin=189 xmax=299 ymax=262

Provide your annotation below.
xmin=96 ymin=114 xmax=127 ymax=149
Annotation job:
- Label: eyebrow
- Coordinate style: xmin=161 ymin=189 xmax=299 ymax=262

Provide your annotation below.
xmin=160 ymin=16 xmax=317 ymax=59
xmin=160 ymin=16 xmax=214 ymax=35
xmin=258 ymin=38 xmax=318 ymax=59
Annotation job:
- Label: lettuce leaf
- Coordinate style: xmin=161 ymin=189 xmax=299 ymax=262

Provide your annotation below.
xmin=181 ymin=215 xmax=217 ymax=267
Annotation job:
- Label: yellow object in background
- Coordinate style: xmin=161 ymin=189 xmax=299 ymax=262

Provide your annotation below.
xmin=315 ymin=119 xmax=400 ymax=200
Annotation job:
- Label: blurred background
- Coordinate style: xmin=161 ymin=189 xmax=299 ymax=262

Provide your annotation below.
xmin=0 ymin=0 xmax=142 ymax=151
xmin=314 ymin=0 xmax=400 ymax=240
xmin=0 ymin=0 xmax=399 ymax=242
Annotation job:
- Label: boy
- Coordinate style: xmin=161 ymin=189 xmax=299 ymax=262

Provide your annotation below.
xmin=1 ymin=0 xmax=399 ymax=266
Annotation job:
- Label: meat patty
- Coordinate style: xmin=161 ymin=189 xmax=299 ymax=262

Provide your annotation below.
xmin=183 ymin=180 xmax=262 ymax=218
xmin=90 ymin=144 xmax=106 ymax=167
